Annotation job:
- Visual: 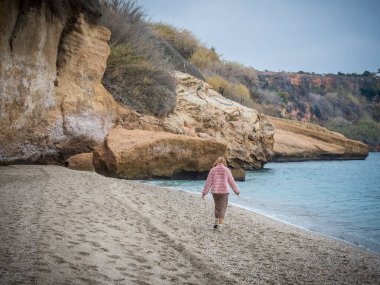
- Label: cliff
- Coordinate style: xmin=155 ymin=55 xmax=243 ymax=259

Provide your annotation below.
xmin=0 ymin=0 xmax=274 ymax=172
xmin=0 ymin=0 xmax=130 ymax=164
xmin=0 ymin=0 xmax=369 ymax=173
xmin=267 ymin=116 xmax=369 ymax=161
xmin=256 ymin=72 xmax=380 ymax=146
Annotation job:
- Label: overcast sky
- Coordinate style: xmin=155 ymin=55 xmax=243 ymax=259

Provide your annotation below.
xmin=137 ymin=0 xmax=380 ymax=74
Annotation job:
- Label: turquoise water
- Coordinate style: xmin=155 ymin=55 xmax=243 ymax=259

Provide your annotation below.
xmin=145 ymin=153 xmax=380 ymax=254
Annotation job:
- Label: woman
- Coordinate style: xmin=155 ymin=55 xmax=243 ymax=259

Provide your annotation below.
xmin=201 ymin=157 xmax=240 ymax=231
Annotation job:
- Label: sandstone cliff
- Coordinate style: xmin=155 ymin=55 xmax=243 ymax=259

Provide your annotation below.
xmin=0 ymin=0 xmax=368 ymax=174
xmin=267 ymin=116 xmax=369 ymax=161
xmin=0 ymin=1 xmax=128 ymax=164
xmin=0 ymin=1 xmax=274 ymax=171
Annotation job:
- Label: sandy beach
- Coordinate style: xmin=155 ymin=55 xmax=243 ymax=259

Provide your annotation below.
xmin=0 ymin=165 xmax=379 ymax=284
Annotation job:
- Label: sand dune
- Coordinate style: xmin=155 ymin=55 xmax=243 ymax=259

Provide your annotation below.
xmin=0 ymin=165 xmax=379 ymax=284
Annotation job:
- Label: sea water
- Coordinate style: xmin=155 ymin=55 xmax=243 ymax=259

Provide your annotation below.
xmin=144 ymin=153 xmax=380 ymax=254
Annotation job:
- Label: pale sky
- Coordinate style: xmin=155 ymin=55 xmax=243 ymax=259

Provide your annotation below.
xmin=137 ymin=0 xmax=380 ymax=74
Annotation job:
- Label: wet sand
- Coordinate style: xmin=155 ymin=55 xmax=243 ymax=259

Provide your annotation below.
xmin=0 ymin=165 xmax=379 ymax=284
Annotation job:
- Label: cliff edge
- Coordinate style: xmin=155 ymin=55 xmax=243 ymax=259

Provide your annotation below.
xmin=267 ymin=116 xmax=369 ymax=161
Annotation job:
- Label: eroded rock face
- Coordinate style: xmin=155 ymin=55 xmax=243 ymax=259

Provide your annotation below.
xmin=0 ymin=1 xmax=63 ymax=163
xmin=93 ymin=127 xmax=227 ymax=179
xmin=136 ymin=72 xmax=275 ymax=170
xmin=268 ymin=117 xmax=369 ymax=161
xmin=0 ymin=2 xmax=127 ymax=164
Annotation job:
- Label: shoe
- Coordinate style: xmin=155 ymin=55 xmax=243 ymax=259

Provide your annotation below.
xmin=213 ymin=224 xmax=218 ymax=230
xmin=217 ymin=224 xmax=223 ymax=231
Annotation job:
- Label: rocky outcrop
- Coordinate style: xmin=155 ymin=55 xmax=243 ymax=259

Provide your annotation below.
xmin=93 ymin=128 xmax=227 ymax=179
xmin=0 ymin=1 xmax=131 ymax=164
xmin=134 ymin=72 xmax=275 ymax=170
xmin=267 ymin=117 xmax=369 ymax=161
xmin=0 ymin=1 xmax=274 ymax=172
xmin=65 ymin=152 xmax=95 ymax=171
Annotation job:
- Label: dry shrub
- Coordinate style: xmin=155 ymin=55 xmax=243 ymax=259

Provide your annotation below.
xmin=99 ymin=0 xmax=176 ymax=117
xmin=151 ymin=23 xmax=199 ymax=60
xmin=207 ymin=76 xmax=255 ymax=107
xmin=16 ymin=0 xmax=102 ymax=22
xmin=233 ymin=84 xmax=251 ymax=104
xmin=207 ymin=76 xmax=231 ymax=95
xmin=103 ymin=43 xmax=176 ymax=116
xmin=148 ymin=34 xmax=205 ymax=80
xmin=190 ymin=47 xmax=221 ymax=70
xmin=211 ymin=61 xmax=259 ymax=89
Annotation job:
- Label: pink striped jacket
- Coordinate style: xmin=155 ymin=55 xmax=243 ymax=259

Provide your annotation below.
xmin=202 ymin=163 xmax=240 ymax=196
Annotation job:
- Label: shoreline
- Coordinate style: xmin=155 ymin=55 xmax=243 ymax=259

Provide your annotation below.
xmin=1 ymin=165 xmax=379 ymax=284
xmin=149 ymin=184 xmax=379 ymax=255
xmin=228 ymin=202 xmax=377 ymax=254
xmin=144 ymin=181 xmax=380 ymax=255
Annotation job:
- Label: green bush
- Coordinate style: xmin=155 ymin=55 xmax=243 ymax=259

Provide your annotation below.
xmin=326 ymin=118 xmax=380 ymax=147
xmin=360 ymin=87 xmax=378 ymax=101
xmin=277 ymin=92 xmax=289 ymax=104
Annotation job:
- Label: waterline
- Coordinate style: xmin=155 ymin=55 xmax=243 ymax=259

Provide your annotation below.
xmin=144 ymin=153 xmax=380 ymax=254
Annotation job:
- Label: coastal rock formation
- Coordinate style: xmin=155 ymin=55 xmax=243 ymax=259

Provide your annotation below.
xmin=0 ymin=1 xmax=128 ymax=164
xmin=93 ymin=128 xmax=227 ymax=179
xmin=0 ymin=1 xmax=274 ymax=171
xmin=65 ymin=153 xmax=95 ymax=171
xmin=267 ymin=116 xmax=369 ymax=161
xmin=136 ymin=72 xmax=275 ymax=170
xmin=2 ymin=1 xmax=368 ymax=172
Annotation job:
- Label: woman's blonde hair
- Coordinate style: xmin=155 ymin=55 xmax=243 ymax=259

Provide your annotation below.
xmin=213 ymin=156 xmax=227 ymax=167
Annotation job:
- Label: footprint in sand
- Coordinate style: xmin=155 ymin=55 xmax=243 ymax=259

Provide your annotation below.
xmin=133 ymin=256 xmax=148 ymax=263
xmin=37 ymin=268 xmax=51 ymax=273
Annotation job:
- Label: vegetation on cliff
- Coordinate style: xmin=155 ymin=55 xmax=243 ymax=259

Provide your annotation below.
xmin=96 ymin=0 xmax=379 ymax=149
xmin=14 ymin=0 xmax=102 ymax=23
xmin=98 ymin=0 xmax=176 ymax=117
xmin=159 ymin=23 xmax=380 ymax=148
xmin=98 ymin=0 xmax=202 ymax=117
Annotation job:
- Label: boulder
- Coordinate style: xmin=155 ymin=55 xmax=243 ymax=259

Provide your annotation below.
xmin=93 ymin=128 xmax=228 ymax=179
xmin=267 ymin=116 xmax=369 ymax=161
xmin=65 ymin=153 xmax=95 ymax=171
